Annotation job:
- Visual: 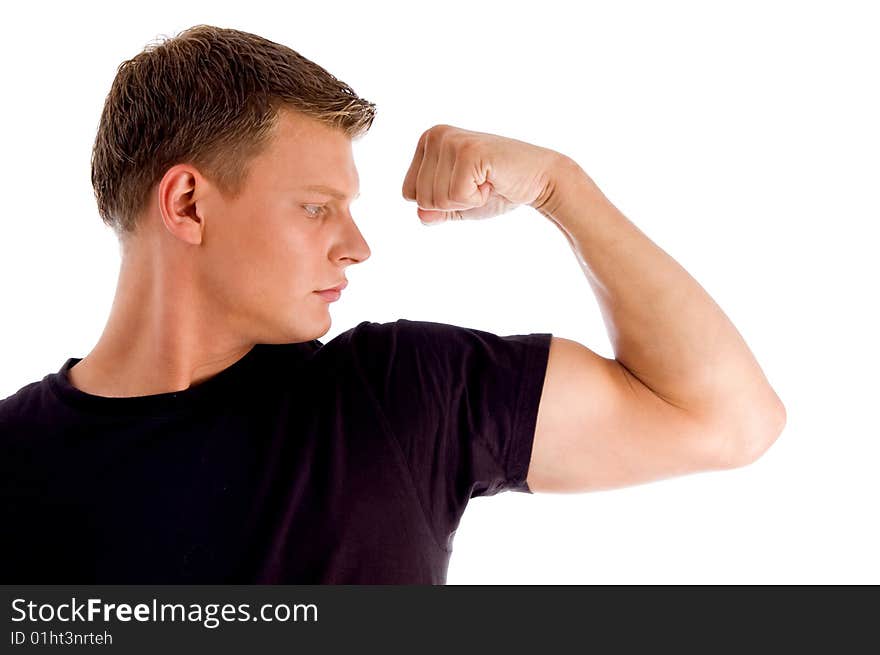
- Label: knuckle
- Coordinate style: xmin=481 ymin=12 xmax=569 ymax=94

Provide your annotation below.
xmin=458 ymin=138 xmax=480 ymax=157
xmin=423 ymin=128 xmax=440 ymax=148
xmin=426 ymin=124 xmax=454 ymax=144
xmin=402 ymin=175 xmax=418 ymax=200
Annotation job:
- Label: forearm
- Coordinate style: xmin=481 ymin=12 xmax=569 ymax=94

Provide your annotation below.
xmin=531 ymin=154 xmax=785 ymax=446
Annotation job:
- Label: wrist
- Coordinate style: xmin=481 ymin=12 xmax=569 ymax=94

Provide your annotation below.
xmin=530 ymin=154 xmax=610 ymax=233
xmin=529 ymin=152 xmax=582 ymax=217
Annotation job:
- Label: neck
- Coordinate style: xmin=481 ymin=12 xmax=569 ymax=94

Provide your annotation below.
xmin=68 ymin=242 xmax=254 ymax=398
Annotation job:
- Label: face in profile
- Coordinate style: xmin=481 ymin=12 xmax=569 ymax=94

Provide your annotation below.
xmin=190 ymin=107 xmax=371 ymax=345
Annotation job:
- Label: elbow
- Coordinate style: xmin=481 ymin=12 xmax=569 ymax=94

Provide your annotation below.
xmin=718 ymin=397 xmax=787 ymax=469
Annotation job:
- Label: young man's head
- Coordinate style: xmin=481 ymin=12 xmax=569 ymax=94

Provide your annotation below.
xmin=90 ymin=25 xmax=375 ymax=344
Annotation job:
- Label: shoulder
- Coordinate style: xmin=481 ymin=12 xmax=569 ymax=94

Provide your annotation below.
xmin=299 ymin=318 xmax=461 ymax=389
xmin=0 ymin=378 xmax=47 ymax=423
xmin=306 ymin=319 xmax=410 ymax=362
xmin=329 ymin=317 xmax=551 ymax=389
xmin=302 ymin=318 xmax=550 ymax=384
xmin=339 ymin=317 xmax=501 ymax=352
xmin=325 ymin=318 xmax=463 ymax=370
xmin=0 ymin=377 xmax=54 ymax=455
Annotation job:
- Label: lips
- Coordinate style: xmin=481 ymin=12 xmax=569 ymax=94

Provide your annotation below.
xmin=316 ymin=280 xmax=348 ymax=293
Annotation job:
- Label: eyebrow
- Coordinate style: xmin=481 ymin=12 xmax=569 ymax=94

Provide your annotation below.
xmin=300 ymin=184 xmax=361 ymax=200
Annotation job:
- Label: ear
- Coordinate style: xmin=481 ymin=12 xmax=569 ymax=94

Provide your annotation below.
xmin=157 ymin=164 xmax=208 ymax=245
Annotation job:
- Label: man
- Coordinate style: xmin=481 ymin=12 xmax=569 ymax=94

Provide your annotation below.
xmin=0 ymin=25 xmax=785 ymax=584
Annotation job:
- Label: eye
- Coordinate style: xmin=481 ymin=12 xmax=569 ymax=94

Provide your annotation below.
xmin=303 ymin=204 xmax=327 ymax=218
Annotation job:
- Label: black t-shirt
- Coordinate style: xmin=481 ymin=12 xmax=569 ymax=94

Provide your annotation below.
xmin=0 ymin=319 xmax=552 ymax=584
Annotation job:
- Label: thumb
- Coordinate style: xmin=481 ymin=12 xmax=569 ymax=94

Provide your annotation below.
xmin=476 ymin=180 xmax=494 ymax=205
xmin=418 ymin=207 xmax=457 ymax=226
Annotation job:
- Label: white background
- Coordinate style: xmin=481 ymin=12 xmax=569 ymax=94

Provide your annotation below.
xmin=1 ymin=0 xmax=877 ymax=584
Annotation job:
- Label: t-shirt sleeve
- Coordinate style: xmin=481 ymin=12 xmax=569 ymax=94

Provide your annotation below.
xmin=346 ymin=318 xmax=552 ymax=549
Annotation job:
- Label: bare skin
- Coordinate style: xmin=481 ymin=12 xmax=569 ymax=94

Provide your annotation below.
xmin=69 ymin=108 xmax=370 ymax=398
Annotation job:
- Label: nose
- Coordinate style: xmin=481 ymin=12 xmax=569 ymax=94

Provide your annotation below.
xmin=339 ymin=211 xmax=371 ymax=265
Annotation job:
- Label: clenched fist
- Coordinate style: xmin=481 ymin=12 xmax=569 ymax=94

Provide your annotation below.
xmin=401 ymin=124 xmax=564 ymax=225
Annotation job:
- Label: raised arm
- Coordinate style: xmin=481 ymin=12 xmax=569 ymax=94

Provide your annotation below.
xmin=525 ymin=155 xmax=786 ymax=492
xmin=401 ymin=124 xmax=786 ymax=494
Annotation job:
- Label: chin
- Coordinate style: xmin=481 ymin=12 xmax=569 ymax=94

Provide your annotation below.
xmin=313 ymin=314 xmax=332 ymax=339
xmin=291 ymin=311 xmax=332 ymax=344
xmin=255 ymin=308 xmax=331 ymax=345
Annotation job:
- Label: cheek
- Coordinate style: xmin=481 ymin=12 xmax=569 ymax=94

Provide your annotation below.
xmin=278 ymin=228 xmax=324 ymax=267
xmin=200 ymin=223 xmax=270 ymax=302
xmin=211 ymin=205 xmax=323 ymax=297
xmin=229 ymin=210 xmax=296 ymax=269
xmin=253 ymin=234 xmax=320 ymax=300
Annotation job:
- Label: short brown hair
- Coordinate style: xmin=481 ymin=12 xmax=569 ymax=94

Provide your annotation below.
xmin=91 ymin=24 xmax=377 ymax=239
